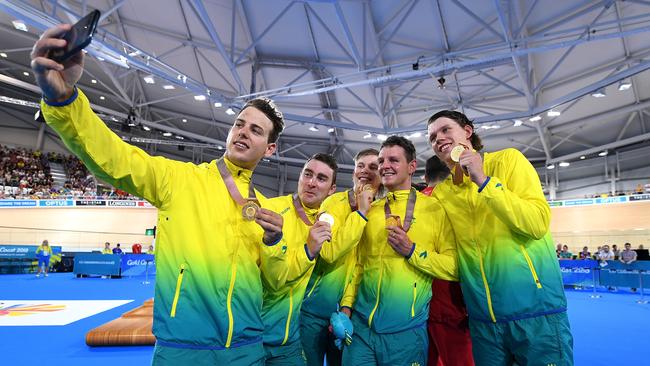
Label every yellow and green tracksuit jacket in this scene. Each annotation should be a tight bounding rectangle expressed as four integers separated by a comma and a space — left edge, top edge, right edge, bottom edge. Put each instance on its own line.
301, 190, 368, 319
42, 88, 282, 350
432, 148, 567, 323
36, 245, 52, 257
341, 190, 457, 333
261, 194, 317, 346
102, 248, 112, 254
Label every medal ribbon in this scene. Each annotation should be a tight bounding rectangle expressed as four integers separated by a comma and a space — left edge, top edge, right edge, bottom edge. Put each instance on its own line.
384, 188, 417, 232
347, 189, 357, 211
292, 193, 314, 226
216, 158, 256, 205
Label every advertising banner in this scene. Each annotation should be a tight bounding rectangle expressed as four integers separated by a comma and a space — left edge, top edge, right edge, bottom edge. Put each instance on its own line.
559, 260, 597, 286
0, 245, 62, 259
119, 254, 155, 277
0, 200, 37, 208
107, 200, 137, 207
73, 254, 121, 276
75, 200, 107, 206
38, 200, 74, 207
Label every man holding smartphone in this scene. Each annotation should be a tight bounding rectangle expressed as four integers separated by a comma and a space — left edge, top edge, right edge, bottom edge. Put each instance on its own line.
31, 24, 288, 365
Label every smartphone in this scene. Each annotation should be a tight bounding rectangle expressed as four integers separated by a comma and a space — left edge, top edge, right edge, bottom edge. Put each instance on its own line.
49, 9, 101, 63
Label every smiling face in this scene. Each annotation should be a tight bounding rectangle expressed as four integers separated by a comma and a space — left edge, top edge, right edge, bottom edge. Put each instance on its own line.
224, 106, 277, 169
298, 159, 336, 209
352, 153, 380, 192
427, 117, 474, 167
378, 145, 416, 191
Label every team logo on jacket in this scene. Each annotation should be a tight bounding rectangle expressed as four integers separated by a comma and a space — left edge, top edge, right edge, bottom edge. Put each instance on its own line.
419, 251, 427, 259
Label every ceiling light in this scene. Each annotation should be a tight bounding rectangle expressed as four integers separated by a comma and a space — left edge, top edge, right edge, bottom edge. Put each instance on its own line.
513, 119, 523, 127
22, 71, 29, 76
363, 133, 372, 139
580, 155, 586, 160
175, 135, 184, 140
0, 53, 7, 58
163, 85, 175, 90
177, 74, 187, 83
127, 121, 136, 127
546, 164, 555, 170
547, 110, 561, 117
91, 79, 97, 84
327, 128, 335, 133
214, 102, 222, 108
96, 56, 105, 62
217, 146, 223, 150
12, 20, 27, 32
142, 126, 151, 131
618, 80, 632, 91
592, 88, 606, 98
529, 115, 542, 122
559, 162, 570, 167
226, 108, 236, 116
182, 118, 187, 123
377, 134, 388, 141
143, 75, 155, 84
99, 96, 105, 100
309, 125, 319, 132
194, 95, 206, 101
598, 151, 608, 157
410, 132, 422, 138
163, 132, 172, 137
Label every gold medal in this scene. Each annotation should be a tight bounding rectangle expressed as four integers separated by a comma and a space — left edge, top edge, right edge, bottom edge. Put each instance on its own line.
385, 214, 400, 228
450, 145, 466, 162
362, 184, 375, 193
318, 212, 335, 226
242, 199, 260, 221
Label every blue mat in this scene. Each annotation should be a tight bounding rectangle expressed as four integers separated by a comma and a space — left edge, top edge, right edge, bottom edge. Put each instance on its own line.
566, 287, 650, 365
1, 274, 648, 365
0, 273, 154, 366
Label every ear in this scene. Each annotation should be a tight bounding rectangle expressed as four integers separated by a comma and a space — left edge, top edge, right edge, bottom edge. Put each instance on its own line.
328, 183, 337, 196
408, 159, 417, 176
463, 124, 473, 140
264, 142, 277, 157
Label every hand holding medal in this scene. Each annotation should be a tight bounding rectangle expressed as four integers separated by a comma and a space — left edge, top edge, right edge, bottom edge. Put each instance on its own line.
306, 220, 332, 258
318, 212, 335, 227
385, 214, 401, 229
355, 184, 375, 215
242, 198, 260, 221
385, 215, 414, 257
451, 143, 486, 187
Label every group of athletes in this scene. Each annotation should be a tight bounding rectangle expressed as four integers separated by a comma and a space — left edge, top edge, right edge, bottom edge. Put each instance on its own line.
30, 23, 573, 366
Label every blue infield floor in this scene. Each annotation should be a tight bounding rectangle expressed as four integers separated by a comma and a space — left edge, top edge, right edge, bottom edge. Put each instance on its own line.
1, 273, 648, 365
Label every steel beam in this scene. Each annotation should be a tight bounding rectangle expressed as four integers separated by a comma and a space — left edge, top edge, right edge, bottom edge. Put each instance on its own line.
548, 132, 650, 164
188, 0, 245, 93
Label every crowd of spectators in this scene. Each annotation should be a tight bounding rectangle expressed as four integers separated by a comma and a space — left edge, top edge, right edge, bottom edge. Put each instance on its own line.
0, 145, 53, 198
557, 242, 648, 262
0, 144, 138, 200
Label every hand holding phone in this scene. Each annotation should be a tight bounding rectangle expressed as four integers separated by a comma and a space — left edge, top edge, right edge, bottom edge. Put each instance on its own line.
30, 10, 100, 102
49, 10, 100, 63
